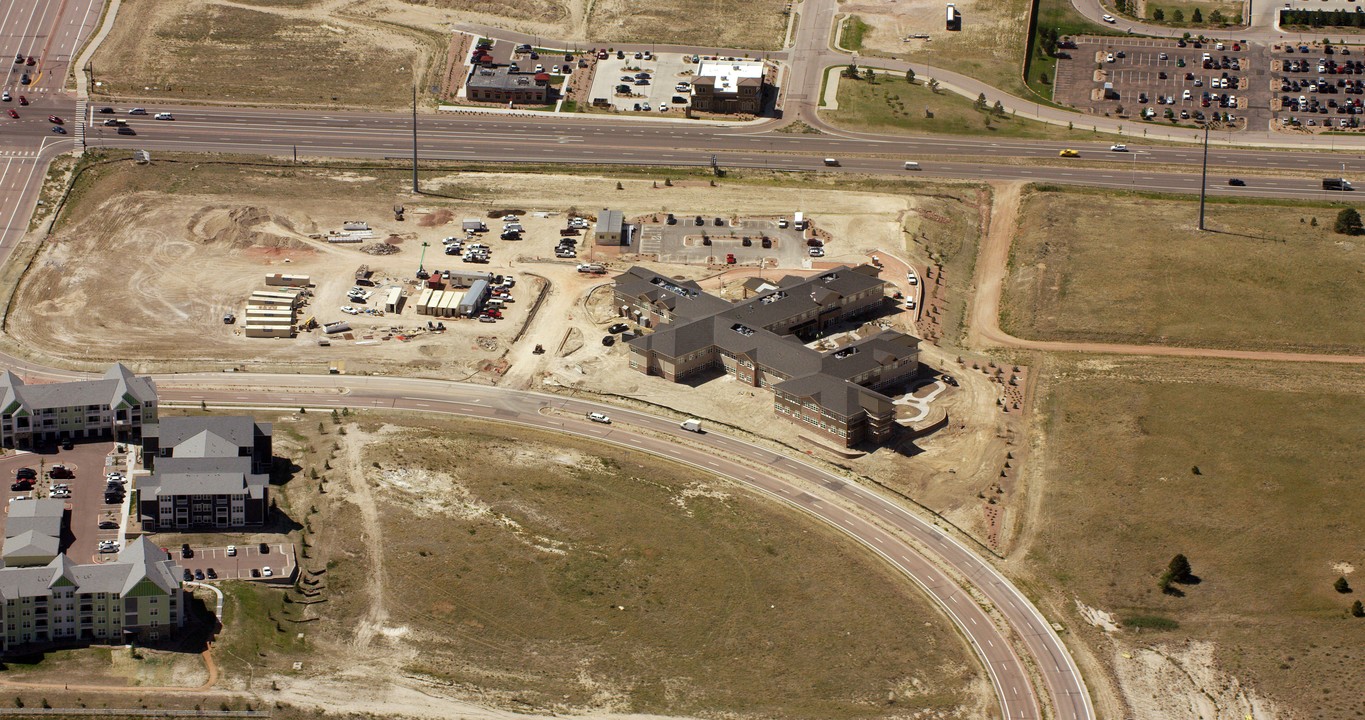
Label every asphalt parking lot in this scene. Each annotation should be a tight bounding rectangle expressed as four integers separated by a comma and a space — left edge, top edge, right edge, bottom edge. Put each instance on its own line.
1269, 41, 1365, 130
636, 216, 811, 266
0, 440, 124, 564
173, 542, 296, 583
587, 51, 696, 113
1055, 36, 1271, 130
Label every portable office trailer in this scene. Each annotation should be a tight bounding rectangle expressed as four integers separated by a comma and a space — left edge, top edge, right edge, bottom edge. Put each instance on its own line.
244, 308, 295, 320
265, 274, 311, 287
244, 324, 295, 338
245, 315, 293, 326
459, 280, 489, 316
249, 290, 302, 307
447, 271, 493, 288
416, 288, 434, 314
384, 286, 403, 314
244, 305, 297, 316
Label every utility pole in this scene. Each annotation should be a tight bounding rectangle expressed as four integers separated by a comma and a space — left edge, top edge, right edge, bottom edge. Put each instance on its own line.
1197, 122, 1210, 231
411, 84, 419, 194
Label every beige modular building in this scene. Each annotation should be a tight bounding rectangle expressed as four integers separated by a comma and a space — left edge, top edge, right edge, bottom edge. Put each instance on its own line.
244, 324, 295, 338
264, 274, 311, 287
248, 291, 302, 308
415, 288, 434, 314
440, 290, 462, 317
243, 308, 295, 320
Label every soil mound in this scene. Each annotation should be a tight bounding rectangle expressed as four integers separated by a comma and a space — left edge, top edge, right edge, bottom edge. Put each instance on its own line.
186, 205, 312, 250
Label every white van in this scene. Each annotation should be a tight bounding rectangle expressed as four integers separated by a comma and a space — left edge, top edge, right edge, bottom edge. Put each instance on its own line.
154, 112, 174, 120
903, 161, 921, 170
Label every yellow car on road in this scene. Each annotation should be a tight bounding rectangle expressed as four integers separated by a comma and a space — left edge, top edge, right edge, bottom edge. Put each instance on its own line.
1059, 149, 1080, 158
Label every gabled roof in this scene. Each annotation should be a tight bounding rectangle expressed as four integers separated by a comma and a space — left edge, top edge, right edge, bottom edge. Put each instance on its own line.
1, 531, 59, 565
4, 499, 66, 539
0, 364, 156, 414
151, 416, 269, 452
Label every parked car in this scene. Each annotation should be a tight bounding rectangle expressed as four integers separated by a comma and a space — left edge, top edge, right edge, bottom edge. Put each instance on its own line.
183, 569, 194, 581
206, 568, 217, 579
608, 323, 630, 333
98, 520, 119, 529
227, 545, 237, 556
262, 566, 274, 577
181, 543, 193, 558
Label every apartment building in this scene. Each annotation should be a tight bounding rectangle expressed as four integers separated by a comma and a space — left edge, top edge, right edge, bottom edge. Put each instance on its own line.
0, 364, 157, 449
138, 416, 273, 531
0, 537, 184, 652
615, 265, 921, 446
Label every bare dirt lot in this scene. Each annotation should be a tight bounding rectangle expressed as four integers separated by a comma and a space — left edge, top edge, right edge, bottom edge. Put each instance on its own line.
1000, 187, 1365, 355
91, 0, 441, 108
8, 156, 971, 379
199, 413, 993, 719
1020, 355, 1365, 720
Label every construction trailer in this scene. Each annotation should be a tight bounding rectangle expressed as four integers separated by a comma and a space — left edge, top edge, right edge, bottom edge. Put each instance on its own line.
446, 271, 493, 288
459, 280, 489, 316
249, 290, 303, 308
384, 286, 403, 314
244, 305, 297, 316
244, 309, 295, 322
244, 324, 295, 339
265, 274, 311, 287
415, 288, 434, 314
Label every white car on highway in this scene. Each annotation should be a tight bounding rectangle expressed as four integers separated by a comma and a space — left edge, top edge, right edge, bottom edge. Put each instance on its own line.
586, 412, 611, 424
1102, 13, 1116, 23
1109, 144, 1128, 152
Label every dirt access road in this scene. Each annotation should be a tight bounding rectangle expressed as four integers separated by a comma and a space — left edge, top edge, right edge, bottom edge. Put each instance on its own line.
967, 182, 1365, 365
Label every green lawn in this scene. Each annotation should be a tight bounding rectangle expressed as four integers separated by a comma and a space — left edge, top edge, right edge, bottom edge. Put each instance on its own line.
842, 14, 870, 51
825, 73, 1117, 141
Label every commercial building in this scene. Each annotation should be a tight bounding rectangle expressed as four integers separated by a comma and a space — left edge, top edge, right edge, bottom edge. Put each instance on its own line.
615, 265, 919, 447
466, 67, 551, 104
0, 364, 157, 450
594, 209, 633, 246
690, 61, 767, 114
0, 537, 184, 652
137, 416, 272, 531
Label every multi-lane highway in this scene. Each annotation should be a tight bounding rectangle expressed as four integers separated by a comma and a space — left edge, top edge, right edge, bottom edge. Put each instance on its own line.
0, 0, 1360, 717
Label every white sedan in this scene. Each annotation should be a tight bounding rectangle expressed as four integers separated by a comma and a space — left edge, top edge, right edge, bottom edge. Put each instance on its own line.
340, 306, 360, 315
1110, 144, 1128, 152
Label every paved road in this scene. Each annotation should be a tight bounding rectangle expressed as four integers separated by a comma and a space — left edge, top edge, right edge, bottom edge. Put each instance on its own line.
150, 373, 1095, 720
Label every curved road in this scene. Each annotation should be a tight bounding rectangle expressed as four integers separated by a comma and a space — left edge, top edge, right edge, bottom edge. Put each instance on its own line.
147, 373, 1091, 720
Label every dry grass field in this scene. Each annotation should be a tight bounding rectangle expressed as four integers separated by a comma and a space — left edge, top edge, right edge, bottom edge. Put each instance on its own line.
1024, 356, 1365, 718
90, 0, 438, 108
1001, 188, 1365, 354
588, 0, 788, 49
842, 0, 1032, 97
207, 413, 990, 719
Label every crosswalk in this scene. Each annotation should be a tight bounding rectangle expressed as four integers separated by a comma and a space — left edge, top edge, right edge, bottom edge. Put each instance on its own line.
0, 149, 38, 157
74, 97, 86, 146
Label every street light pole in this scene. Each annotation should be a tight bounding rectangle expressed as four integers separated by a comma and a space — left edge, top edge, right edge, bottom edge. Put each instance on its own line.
412, 84, 420, 194
1197, 122, 1210, 231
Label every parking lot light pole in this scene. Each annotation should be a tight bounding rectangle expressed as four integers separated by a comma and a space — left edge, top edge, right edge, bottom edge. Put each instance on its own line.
1198, 122, 1210, 231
